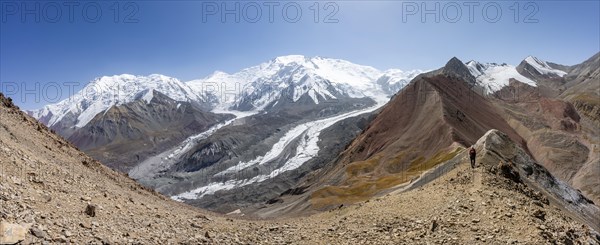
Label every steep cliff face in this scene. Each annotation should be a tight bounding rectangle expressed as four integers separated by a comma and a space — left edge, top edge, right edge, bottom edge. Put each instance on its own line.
560, 52, 600, 122
474, 129, 599, 231
565, 82, 600, 124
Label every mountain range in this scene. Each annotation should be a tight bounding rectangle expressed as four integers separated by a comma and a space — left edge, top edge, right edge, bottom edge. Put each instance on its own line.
2, 52, 598, 243
26, 53, 599, 220
27, 56, 422, 171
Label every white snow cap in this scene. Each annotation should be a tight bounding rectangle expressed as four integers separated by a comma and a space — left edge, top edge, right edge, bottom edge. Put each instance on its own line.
187, 55, 423, 109
30, 74, 204, 128
524, 56, 567, 77
30, 55, 425, 128
466, 60, 537, 94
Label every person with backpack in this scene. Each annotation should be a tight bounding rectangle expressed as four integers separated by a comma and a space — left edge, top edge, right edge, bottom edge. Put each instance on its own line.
469, 146, 476, 168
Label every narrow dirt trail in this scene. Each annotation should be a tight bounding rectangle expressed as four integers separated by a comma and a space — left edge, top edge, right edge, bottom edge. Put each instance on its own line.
469, 167, 484, 210
471, 167, 483, 192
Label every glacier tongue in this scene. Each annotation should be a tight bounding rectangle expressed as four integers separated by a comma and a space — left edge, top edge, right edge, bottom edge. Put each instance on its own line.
129, 109, 259, 180
172, 98, 388, 200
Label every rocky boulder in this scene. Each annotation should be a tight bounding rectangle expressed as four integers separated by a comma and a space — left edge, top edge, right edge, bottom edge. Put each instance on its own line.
474, 129, 600, 231
0, 222, 31, 245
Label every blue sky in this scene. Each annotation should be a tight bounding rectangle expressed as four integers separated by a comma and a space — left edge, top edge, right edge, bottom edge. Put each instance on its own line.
1, 0, 599, 109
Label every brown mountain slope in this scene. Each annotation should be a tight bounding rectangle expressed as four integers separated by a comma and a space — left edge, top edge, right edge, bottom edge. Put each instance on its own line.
516, 62, 566, 97
0, 94, 251, 244
493, 87, 600, 204
303, 59, 525, 208
564, 52, 600, 88
490, 57, 600, 205
561, 52, 600, 123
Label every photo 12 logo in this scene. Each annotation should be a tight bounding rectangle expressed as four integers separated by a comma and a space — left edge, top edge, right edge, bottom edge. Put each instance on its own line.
1, 1, 139, 23
201, 1, 340, 23
0, 81, 81, 104
401, 1, 540, 23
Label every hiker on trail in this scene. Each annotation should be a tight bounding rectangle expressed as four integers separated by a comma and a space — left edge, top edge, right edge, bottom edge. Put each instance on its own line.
469, 146, 476, 168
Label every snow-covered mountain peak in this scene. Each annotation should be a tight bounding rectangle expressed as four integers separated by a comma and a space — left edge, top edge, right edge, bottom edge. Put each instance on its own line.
95, 73, 136, 82
272, 55, 308, 65
187, 56, 390, 110
30, 56, 425, 129
148, 73, 177, 80
523, 56, 567, 77
466, 60, 537, 93
29, 74, 205, 129
465, 60, 480, 68
83, 74, 201, 103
